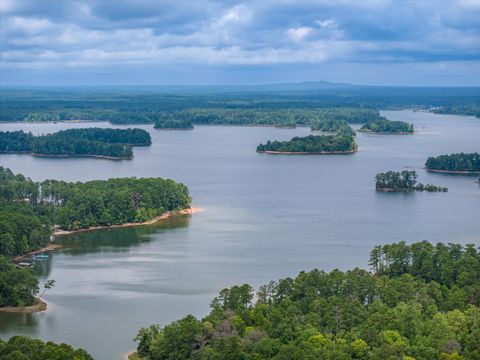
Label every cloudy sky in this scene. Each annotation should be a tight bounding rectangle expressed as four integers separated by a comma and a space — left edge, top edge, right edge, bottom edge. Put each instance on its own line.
1, 0, 480, 86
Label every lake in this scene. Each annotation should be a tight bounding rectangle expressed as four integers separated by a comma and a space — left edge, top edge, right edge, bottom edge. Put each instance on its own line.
0, 110, 479, 359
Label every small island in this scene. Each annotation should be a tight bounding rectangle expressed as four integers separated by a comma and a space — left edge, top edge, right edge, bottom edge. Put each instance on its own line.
0, 128, 151, 160
358, 117, 414, 134
425, 153, 480, 173
256, 134, 357, 154
310, 119, 356, 137
375, 170, 447, 192
154, 117, 194, 130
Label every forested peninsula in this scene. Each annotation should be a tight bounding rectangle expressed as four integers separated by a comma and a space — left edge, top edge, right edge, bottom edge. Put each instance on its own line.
134, 241, 480, 360
0, 128, 151, 160
257, 135, 357, 154
425, 153, 480, 173
358, 117, 414, 134
375, 171, 448, 192
0, 167, 191, 309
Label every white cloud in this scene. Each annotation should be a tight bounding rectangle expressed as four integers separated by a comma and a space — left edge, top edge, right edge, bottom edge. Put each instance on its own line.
287, 27, 312, 42
0, 0, 16, 13
8, 16, 54, 34
316, 19, 336, 29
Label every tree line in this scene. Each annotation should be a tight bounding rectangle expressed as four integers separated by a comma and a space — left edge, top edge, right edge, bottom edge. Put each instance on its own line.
257, 135, 357, 154
359, 117, 414, 134
425, 153, 480, 172
0, 128, 151, 159
0, 167, 191, 257
134, 240, 480, 360
310, 119, 356, 137
431, 105, 480, 118
0, 167, 191, 307
154, 116, 194, 129
0, 336, 93, 360
375, 170, 448, 192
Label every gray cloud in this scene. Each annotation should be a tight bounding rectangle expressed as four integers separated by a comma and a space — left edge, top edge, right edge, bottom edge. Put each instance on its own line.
1, 0, 479, 85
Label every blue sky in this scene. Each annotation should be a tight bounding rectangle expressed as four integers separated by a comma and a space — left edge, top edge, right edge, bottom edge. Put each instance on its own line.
1, 0, 480, 86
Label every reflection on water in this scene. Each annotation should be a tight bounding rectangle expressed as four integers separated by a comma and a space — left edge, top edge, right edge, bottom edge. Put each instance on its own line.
56, 214, 191, 254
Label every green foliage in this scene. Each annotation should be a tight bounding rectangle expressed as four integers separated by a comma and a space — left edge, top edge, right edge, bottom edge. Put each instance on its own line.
310, 119, 356, 137
425, 153, 480, 172
0, 256, 39, 307
0, 167, 191, 255
358, 117, 414, 134
257, 135, 357, 153
153, 116, 194, 129
176, 108, 378, 127
0, 336, 93, 360
431, 105, 480, 118
375, 170, 448, 192
135, 241, 480, 359
0, 128, 151, 159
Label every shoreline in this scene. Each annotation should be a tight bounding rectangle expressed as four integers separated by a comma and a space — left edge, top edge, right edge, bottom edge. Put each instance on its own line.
425, 168, 480, 174
12, 207, 203, 262
357, 130, 414, 135
53, 207, 203, 237
0, 298, 47, 314
32, 153, 133, 160
1, 152, 133, 160
13, 243, 66, 263
257, 149, 357, 155
376, 188, 414, 192
154, 127, 194, 130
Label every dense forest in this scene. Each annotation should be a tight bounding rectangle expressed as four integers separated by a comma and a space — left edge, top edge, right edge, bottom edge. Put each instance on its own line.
431, 105, 480, 118
0, 256, 39, 307
257, 135, 357, 154
375, 171, 448, 192
134, 241, 480, 360
0, 167, 191, 257
1, 86, 478, 124
310, 119, 356, 137
358, 117, 414, 134
154, 117, 194, 129
0, 167, 191, 308
0, 128, 151, 159
425, 153, 480, 172
0, 336, 92, 360
176, 108, 378, 127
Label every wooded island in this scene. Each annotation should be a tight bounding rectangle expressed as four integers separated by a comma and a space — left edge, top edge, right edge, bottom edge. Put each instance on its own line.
425, 153, 480, 173
0, 128, 151, 160
257, 135, 357, 154
358, 117, 414, 134
375, 170, 448, 192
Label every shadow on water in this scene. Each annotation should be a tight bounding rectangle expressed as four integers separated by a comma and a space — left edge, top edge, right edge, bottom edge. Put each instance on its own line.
0, 313, 41, 333
54, 214, 192, 255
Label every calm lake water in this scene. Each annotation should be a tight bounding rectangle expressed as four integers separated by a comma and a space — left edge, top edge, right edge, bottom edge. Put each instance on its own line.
0, 110, 479, 359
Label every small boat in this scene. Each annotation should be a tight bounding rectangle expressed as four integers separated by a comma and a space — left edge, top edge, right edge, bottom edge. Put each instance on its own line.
17, 262, 34, 268
33, 253, 50, 261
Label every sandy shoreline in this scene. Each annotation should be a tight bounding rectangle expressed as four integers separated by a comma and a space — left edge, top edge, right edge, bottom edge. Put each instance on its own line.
13, 244, 66, 263
12, 207, 202, 261
357, 130, 414, 135
425, 168, 480, 174
258, 149, 357, 155
53, 207, 203, 237
0, 298, 47, 314
32, 153, 133, 160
